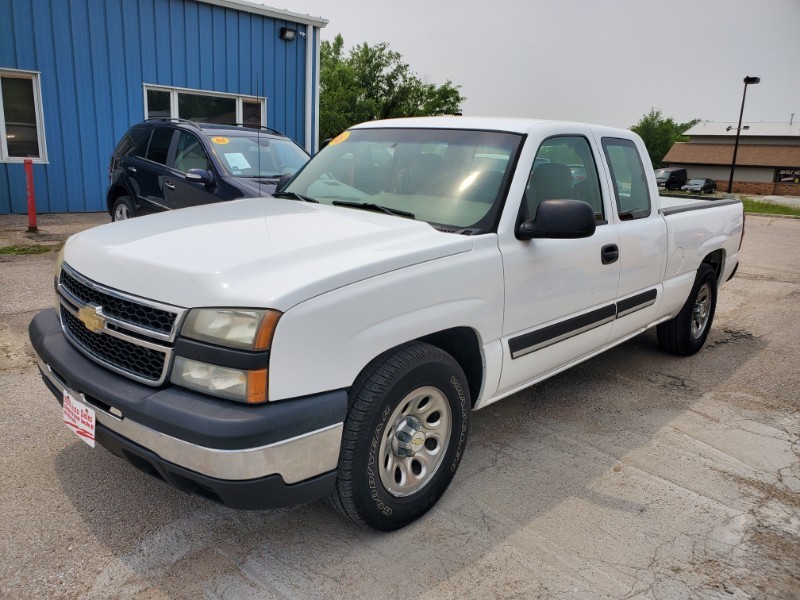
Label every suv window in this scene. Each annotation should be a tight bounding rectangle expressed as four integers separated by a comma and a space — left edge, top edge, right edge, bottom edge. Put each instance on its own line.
172, 131, 210, 173
525, 135, 604, 221
146, 128, 174, 165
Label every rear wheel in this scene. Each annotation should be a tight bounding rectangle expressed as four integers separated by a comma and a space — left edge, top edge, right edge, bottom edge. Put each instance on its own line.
111, 196, 135, 221
330, 342, 471, 530
657, 263, 718, 355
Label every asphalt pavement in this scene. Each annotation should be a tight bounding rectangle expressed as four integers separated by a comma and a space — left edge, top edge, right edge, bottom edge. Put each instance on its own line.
0, 212, 798, 599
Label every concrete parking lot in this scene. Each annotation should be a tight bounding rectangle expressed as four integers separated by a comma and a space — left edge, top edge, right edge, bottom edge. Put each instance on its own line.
1, 212, 798, 599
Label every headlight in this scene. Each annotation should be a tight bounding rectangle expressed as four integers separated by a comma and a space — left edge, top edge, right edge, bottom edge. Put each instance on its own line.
170, 357, 268, 403
181, 308, 281, 350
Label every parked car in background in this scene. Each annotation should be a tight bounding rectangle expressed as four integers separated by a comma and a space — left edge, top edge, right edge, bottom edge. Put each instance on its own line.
107, 119, 309, 221
681, 178, 717, 194
655, 167, 687, 191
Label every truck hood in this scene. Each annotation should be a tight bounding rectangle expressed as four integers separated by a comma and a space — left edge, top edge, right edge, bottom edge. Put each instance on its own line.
64, 198, 474, 310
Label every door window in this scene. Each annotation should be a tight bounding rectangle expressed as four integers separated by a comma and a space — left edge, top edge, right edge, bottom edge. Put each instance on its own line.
602, 138, 651, 220
525, 136, 604, 221
145, 128, 174, 165
172, 132, 210, 173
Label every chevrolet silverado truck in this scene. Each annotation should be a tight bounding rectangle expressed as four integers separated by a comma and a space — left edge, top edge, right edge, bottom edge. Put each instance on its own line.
30, 117, 744, 531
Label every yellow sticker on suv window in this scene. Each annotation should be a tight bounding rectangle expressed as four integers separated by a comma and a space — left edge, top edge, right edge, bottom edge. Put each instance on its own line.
328, 131, 350, 146
211, 137, 229, 145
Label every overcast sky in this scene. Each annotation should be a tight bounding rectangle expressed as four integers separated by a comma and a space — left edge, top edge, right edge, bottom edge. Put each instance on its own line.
266, 0, 799, 129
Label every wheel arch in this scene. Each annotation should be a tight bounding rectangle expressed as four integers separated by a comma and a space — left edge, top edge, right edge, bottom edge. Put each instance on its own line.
417, 327, 483, 408
701, 249, 725, 282
107, 185, 131, 214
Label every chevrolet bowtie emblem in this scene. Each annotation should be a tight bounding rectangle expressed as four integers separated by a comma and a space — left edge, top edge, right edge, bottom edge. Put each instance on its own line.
77, 305, 105, 333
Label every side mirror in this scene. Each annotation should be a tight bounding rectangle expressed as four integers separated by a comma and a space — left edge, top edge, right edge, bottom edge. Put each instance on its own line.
517, 199, 596, 240
185, 168, 214, 186
276, 172, 293, 192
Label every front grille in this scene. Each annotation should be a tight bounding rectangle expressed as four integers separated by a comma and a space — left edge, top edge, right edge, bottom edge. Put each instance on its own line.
57, 264, 185, 385
62, 308, 165, 382
61, 269, 176, 335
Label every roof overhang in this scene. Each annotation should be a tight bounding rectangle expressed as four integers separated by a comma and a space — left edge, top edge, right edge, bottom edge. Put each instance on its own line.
197, 0, 328, 27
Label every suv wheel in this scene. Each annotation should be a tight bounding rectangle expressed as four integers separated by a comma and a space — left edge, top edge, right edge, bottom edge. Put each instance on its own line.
112, 196, 135, 221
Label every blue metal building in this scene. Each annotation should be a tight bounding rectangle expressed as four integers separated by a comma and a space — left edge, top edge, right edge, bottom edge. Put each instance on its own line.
0, 0, 326, 214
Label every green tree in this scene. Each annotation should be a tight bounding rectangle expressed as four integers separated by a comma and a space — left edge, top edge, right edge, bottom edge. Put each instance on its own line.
630, 109, 700, 168
319, 34, 465, 143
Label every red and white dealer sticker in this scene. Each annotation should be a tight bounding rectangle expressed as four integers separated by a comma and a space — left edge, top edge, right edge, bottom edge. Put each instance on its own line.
63, 391, 96, 448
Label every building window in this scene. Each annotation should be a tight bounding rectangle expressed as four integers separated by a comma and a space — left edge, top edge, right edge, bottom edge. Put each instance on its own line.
144, 85, 265, 126
0, 69, 47, 162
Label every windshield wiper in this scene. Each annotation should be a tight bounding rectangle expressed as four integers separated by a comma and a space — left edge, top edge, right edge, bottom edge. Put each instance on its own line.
331, 201, 415, 219
272, 191, 319, 203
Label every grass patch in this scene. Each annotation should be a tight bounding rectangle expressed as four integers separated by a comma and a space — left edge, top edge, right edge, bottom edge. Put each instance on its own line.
741, 198, 800, 217
0, 243, 61, 255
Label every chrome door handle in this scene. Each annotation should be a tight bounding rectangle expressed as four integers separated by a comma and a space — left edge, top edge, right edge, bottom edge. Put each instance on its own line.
164, 181, 176, 190
127, 166, 137, 173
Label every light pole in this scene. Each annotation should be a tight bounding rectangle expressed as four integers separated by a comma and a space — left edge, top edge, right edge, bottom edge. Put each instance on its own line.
727, 75, 760, 193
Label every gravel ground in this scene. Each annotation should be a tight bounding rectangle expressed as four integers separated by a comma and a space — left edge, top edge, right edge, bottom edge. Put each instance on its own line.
0, 212, 798, 600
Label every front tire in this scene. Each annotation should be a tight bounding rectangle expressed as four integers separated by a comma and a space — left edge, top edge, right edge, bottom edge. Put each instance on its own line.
330, 342, 471, 531
657, 263, 718, 355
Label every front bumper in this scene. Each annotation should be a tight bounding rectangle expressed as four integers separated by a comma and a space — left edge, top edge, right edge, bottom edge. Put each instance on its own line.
30, 309, 348, 509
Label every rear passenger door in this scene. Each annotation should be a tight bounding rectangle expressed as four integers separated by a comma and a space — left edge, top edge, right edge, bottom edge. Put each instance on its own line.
598, 136, 668, 341
127, 127, 174, 214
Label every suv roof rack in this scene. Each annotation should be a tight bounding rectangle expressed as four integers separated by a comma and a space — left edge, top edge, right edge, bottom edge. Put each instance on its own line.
213, 123, 284, 137
144, 117, 197, 125
142, 118, 286, 138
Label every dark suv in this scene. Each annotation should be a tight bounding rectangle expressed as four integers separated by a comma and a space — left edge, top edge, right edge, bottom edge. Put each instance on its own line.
107, 119, 309, 220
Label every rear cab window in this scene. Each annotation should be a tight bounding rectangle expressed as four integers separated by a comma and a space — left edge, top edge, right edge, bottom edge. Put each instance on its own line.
602, 137, 651, 220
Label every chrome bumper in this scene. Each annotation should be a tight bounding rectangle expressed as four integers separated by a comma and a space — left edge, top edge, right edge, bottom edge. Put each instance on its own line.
38, 357, 343, 484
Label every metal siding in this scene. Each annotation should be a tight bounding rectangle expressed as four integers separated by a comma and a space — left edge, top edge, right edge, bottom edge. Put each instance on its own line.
198, 2, 214, 90
238, 12, 252, 99
72, 0, 103, 212
137, 1, 158, 91
211, 5, 226, 90
0, 0, 16, 65
184, 1, 201, 89
2, 0, 316, 213
225, 9, 238, 92
11, 0, 36, 69
0, 164, 9, 214
170, 0, 187, 88
112, 2, 134, 137
154, 0, 172, 84
250, 15, 264, 104
32, 0, 63, 212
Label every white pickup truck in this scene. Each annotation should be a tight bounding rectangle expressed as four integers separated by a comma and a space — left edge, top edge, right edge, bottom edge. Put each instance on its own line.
30, 117, 744, 530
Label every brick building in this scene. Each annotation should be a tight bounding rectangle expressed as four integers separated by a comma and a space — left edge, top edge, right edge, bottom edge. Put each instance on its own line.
663, 121, 800, 195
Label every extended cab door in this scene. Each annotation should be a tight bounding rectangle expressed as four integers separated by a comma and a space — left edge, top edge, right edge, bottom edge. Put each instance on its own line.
497, 130, 621, 395
596, 136, 668, 341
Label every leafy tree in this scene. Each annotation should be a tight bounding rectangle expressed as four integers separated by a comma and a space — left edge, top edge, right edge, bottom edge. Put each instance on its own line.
319, 34, 465, 143
630, 109, 700, 168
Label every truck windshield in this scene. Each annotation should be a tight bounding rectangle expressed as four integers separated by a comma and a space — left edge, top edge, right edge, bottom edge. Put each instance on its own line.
283, 128, 523, 232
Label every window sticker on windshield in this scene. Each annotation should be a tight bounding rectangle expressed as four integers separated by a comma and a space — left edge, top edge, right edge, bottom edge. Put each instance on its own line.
225, 152, 251, 170
212, 137, 229, 145
328, 131, 350, 146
